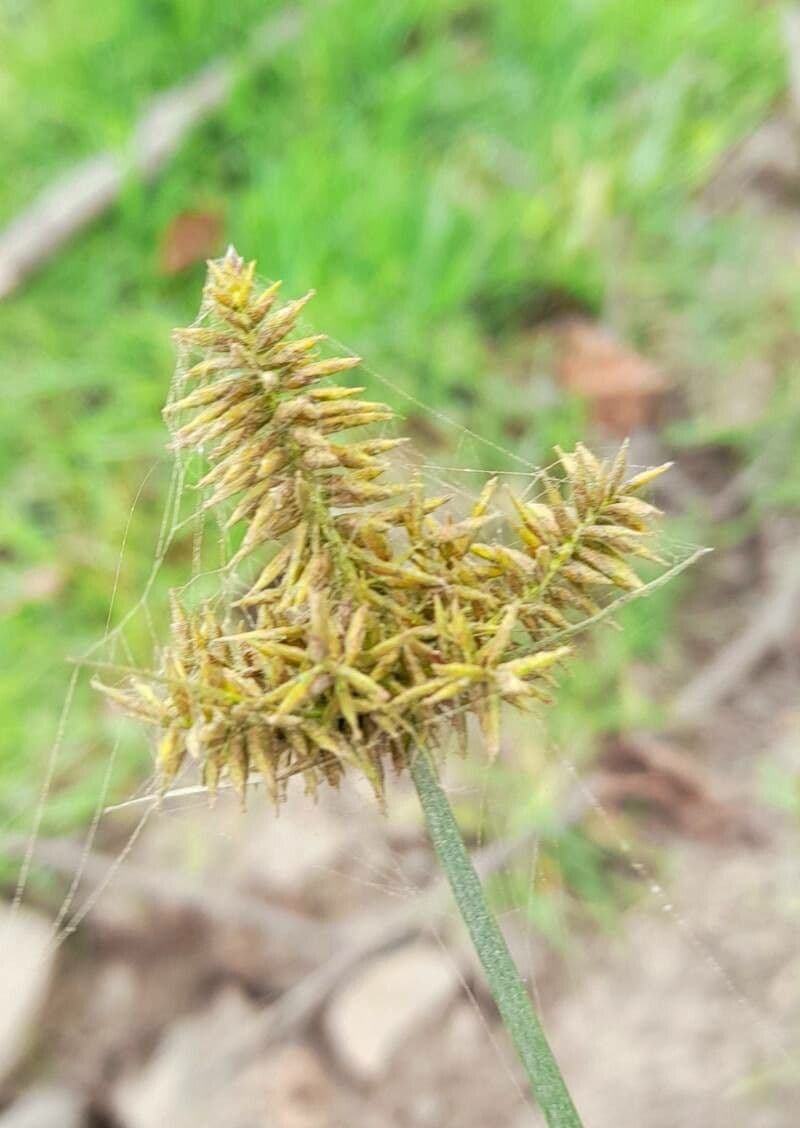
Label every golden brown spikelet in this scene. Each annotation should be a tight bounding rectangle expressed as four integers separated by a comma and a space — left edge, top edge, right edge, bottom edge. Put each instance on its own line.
95, 250, 670, 805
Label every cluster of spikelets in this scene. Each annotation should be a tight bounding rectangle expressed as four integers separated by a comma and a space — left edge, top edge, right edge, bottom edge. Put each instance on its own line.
94, 249, 670, 806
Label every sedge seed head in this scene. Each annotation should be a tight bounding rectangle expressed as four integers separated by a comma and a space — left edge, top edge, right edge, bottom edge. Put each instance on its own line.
95, 251, 669, 805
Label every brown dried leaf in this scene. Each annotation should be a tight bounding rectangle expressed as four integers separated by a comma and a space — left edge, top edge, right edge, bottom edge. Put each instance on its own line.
160, 210, 224, 275
553, 317, 668, 436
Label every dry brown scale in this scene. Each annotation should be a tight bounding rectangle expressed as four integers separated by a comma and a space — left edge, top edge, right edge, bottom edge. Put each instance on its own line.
94, 249, 670, 806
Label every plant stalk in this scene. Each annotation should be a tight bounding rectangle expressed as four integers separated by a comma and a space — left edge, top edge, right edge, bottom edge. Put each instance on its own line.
410, 747, 583, 1128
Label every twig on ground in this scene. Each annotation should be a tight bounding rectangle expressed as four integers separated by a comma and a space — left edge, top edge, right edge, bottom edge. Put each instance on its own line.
5, 814, 567, 1069
227, 823, 547, 1071
218, 781, 598, 1073
0, 831, 341, 963
672, 539, 800, 727
2, 795, 578, 1010
0, 7, 301, 300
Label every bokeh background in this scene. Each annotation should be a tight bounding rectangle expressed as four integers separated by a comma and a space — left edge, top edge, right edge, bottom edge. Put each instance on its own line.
1, 2, 799, 1126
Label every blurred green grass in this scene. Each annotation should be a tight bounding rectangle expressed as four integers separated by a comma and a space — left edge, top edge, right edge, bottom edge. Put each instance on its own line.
0, 0, 789, 829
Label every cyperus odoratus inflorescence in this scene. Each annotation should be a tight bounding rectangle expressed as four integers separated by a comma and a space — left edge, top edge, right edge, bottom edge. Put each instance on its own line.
94, 249, 670, 805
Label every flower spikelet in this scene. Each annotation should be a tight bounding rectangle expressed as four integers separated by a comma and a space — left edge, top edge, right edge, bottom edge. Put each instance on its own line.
94, 249, 670, 804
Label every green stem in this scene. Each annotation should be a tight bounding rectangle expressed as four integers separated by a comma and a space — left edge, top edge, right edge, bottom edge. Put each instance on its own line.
410, 747, 583, 1128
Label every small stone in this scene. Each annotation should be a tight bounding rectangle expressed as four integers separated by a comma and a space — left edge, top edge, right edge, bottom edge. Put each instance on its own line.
261, 1043, 337, 1128
324, 940, 460, 1082
0, 1085, 84, 1128
0, 905, 56, 1083
112, 988, 262, 1128
113, 990, 342, 1128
